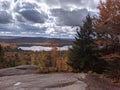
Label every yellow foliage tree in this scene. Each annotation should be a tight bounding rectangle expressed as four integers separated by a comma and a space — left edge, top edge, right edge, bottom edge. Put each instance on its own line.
50, 40, 58, 67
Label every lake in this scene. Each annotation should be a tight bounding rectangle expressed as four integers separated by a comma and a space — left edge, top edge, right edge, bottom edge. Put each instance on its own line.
18, 46, 72, 51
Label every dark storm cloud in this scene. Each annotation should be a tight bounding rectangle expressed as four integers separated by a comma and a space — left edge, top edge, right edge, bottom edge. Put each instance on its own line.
46, 0, 98, 26
0, 0, 98, 25
50, 8, 88, 26
19, 9, 48, 23
0, 11, 12, 23
15, 13, 26, 22
14, 1, 48, 23
0, 0, 101, 38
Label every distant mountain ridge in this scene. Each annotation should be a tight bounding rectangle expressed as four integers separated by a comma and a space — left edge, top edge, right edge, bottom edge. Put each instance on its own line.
0, 36, 73, 45
0, 36, 20, 39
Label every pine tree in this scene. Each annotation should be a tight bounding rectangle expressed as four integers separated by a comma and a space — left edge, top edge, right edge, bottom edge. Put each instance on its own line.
0, 45, 5, 68
106, 57, 120, 83
68, 15, 107, 73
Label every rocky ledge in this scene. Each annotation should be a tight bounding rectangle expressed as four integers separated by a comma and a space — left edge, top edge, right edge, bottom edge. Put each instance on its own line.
0, 66, 119, 90
0, 65, 39, 77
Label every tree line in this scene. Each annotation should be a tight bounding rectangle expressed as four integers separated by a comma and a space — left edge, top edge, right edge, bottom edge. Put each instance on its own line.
0, 43, 70, 72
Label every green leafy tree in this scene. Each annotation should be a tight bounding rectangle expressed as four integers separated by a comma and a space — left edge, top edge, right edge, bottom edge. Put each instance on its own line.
68, 15, 107, 73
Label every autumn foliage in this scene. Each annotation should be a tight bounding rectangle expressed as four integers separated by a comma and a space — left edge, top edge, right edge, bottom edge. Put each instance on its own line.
94, 0, 120, 35
0, 42, 71, 73
94, 0, 120, 82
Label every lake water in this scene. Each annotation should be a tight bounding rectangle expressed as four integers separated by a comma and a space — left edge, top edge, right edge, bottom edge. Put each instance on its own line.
18, 46, 72, 51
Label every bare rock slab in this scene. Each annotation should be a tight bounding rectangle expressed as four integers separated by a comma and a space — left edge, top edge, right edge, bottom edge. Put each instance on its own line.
0, 73, 87, 90
0, 65, 39, 77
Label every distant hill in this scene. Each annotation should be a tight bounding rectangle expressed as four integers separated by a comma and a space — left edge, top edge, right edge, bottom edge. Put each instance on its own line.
0, 36, 20, 39
0, 36, 74, 45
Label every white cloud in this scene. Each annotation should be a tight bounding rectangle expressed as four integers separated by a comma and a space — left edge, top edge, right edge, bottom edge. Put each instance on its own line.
0, 0, 103, 38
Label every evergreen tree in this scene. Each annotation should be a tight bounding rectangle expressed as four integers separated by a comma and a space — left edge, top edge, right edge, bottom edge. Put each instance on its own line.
0, 45, 5, 68
68, 15, 107, 73
106, 57, 120, 83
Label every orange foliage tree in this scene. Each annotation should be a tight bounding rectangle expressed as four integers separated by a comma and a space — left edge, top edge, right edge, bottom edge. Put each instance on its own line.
50, 40, 58, 67
94, 0, 120, 37
94, 0, 120, 59
94, 0, 120, 81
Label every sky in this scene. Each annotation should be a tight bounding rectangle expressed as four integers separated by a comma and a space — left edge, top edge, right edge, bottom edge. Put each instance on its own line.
0, 0, 104, 38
